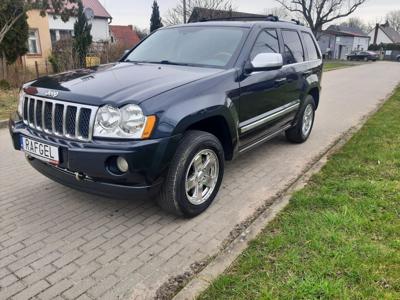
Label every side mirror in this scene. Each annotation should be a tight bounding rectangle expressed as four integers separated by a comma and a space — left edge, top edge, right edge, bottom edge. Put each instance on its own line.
247, 53, 283, 73
124, 49, 130, 55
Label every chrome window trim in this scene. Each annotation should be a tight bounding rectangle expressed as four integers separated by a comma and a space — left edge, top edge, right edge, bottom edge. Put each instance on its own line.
240, 100, 300, 134
282, 59, 322, 68
21, 94, 97, 142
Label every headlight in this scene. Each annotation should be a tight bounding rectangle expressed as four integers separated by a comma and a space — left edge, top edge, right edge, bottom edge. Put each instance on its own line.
17, 90, 24, 117
93, 104, 156, 139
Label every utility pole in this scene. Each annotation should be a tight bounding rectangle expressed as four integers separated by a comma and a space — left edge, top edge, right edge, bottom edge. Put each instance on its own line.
183, 0, 187, 23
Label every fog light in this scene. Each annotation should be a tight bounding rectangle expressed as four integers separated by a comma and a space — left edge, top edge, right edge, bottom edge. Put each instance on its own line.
116, 157, 129, 173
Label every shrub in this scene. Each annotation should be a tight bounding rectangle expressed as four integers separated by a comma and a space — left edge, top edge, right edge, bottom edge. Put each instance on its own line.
0, 79, 11, 90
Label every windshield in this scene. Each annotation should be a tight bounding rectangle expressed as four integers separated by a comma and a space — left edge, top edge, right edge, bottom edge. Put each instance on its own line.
124, 26, 249, 68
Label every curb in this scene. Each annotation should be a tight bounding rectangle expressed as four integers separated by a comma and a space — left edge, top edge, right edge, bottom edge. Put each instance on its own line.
172, 89, 394, 300
0, 119, 8, 129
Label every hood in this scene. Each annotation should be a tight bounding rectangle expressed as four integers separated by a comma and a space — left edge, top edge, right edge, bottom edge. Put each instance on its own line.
27, 62, 223, 106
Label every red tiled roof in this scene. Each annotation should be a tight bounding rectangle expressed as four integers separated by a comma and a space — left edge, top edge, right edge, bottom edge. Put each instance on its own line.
82, 0, 111, 18
110, 25, 141, 48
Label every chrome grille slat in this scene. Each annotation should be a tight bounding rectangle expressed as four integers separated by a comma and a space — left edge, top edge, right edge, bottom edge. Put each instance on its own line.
41, 101, 45, 132
21, 94, 97, 142
75, 107, 81, 138
62, 105, 67, 136
33, 98, 37, 128
51, 103, 56, 135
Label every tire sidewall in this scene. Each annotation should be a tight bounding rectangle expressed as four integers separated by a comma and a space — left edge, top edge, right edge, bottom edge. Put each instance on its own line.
174, 135, 224, 217
299, 96, 316, 141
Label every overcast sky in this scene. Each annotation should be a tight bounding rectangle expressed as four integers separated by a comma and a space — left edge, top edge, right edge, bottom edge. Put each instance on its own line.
99, 0, 399, 29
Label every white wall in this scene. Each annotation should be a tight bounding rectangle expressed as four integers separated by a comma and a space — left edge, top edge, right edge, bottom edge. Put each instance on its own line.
368, 28, 393, 44
90, 18, 110, 42
48, 15, 75, 30
48, 15, 110, 42
352, 37, 370, 51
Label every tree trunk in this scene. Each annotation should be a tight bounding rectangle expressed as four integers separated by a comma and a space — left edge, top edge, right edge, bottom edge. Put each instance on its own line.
1, 51, 7, 80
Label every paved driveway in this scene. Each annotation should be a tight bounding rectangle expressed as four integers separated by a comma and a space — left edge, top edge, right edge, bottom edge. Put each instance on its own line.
1, 62, 400, 300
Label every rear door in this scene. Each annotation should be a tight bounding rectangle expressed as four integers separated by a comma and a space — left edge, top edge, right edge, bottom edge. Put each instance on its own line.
279, 29, 306, 107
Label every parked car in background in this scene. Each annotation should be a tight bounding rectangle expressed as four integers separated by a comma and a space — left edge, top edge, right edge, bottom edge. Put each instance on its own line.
397, 54, 400, 62
9, 19, 323, 217
347, 51, 378, 61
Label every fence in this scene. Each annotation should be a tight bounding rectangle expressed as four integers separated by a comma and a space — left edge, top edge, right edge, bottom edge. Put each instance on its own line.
0, 60, 54, 88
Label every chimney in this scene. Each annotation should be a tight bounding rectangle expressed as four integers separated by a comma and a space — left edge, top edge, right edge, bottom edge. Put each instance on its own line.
128, 25, 133, 31
373, 23, 379, 45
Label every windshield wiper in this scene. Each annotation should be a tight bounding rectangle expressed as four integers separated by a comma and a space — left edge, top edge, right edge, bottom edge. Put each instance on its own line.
158, 60, 191, 66
124, 59, 192, 67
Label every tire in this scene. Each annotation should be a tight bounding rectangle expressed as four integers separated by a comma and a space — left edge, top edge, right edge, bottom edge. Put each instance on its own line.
157, 130, 224, 217
285, 95, 316, 143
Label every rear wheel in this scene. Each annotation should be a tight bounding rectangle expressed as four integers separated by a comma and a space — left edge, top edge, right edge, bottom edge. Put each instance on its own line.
158, 130, 224, 217
286, 95, 316, 143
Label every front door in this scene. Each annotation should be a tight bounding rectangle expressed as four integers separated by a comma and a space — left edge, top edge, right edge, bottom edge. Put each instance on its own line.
238, 28, 302, 149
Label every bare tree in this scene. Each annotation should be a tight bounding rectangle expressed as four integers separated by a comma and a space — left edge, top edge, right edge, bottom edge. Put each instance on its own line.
386, 10, 400, 32
164, 0, 234, 26
275, 0, 367, 36
340, 17, 368, 32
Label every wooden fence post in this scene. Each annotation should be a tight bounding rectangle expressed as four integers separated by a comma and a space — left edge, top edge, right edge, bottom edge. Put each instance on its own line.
35, 61, 39, 78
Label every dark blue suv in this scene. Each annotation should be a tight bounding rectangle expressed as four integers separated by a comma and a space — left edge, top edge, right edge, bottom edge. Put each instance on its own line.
9, 19, 322, 217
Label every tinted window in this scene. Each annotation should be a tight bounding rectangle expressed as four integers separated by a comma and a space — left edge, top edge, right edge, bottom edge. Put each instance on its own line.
125, 27, 248, 68
302, 32, 320, 61
282, 30, 304, 64
250, 29, 280, 60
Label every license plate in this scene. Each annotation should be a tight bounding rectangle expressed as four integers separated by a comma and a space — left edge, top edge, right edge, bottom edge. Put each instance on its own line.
20, 136, 59, 165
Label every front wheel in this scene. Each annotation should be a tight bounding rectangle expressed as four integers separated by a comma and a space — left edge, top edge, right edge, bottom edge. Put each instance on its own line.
158, 131, 224, 217
286, 95, 316, 143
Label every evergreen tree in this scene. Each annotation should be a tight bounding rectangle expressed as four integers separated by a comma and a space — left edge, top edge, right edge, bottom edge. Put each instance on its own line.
150, 1, 163, 33
0, 0, 29, 64
73, 0, 92, 68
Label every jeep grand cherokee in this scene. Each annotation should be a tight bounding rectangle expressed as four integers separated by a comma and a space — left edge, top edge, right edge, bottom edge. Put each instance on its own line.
9, 19, 323, 217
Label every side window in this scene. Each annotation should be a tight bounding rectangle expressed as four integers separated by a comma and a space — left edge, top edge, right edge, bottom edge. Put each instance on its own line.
282, 30, 304, 64
302, 32, 320, 61
250, 29, 280, 60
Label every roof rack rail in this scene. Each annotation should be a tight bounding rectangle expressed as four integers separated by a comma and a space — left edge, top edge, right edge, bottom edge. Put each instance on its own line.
291, 19, 303, 25
199, 14, 280, 22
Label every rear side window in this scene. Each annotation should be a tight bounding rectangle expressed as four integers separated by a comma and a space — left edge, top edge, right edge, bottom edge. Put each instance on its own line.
250, 29, 280, 60
302, 32, 320, 61
282, 30, 304, 64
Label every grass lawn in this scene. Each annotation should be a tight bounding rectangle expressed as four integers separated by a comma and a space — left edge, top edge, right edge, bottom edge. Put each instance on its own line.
200, 87, 400, 299
323, 60, 361, 71
0, 88, 18, 120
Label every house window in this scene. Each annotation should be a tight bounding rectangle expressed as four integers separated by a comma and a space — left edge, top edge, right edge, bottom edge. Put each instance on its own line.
28, 29, 41, 54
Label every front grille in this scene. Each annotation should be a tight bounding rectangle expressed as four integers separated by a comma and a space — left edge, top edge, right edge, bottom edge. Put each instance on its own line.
22, 94, 97, 141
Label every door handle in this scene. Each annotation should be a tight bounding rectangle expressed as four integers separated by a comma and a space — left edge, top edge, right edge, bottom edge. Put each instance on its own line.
274, 77, 287, 84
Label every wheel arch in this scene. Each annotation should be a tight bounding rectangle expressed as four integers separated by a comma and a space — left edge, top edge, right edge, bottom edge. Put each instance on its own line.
172, 107, 238, 161
308, 86, 320, 109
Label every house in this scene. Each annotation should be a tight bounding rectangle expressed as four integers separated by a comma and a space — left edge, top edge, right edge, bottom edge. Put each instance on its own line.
23, 10, 53, 72
110, 25, 141, 49
318, 25, 370, 60
188, 7, 266, 23
48, 0, 112, 46
23, 0, 112, 72
368, 22, 400, 45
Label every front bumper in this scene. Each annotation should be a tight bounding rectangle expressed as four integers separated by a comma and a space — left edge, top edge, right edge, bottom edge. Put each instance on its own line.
9, 116, 182, 198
